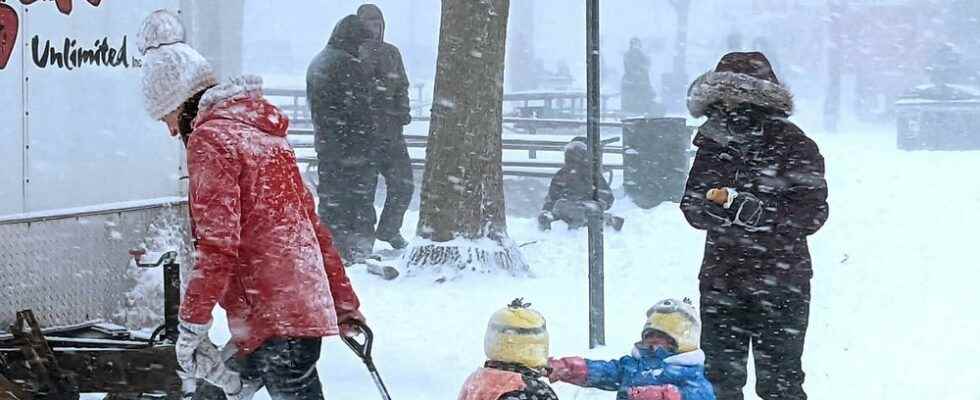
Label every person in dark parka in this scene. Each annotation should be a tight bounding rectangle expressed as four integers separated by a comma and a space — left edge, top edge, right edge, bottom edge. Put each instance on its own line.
621, 37, 656, 117
357, 4, 415, 250
307, 15, 377, 263
681, 52, 829, 400
538, 140, 623, 231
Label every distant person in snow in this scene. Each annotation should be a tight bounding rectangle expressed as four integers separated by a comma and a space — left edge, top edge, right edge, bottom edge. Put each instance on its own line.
681, 52, 828, 400
621, 37, 656, 117
307, 15, 378, 263
457, 299, 560, 400
357, 4, 415, 251
538, 139, 624, 232
140, 10, 363, 400
548, 298, 715, 400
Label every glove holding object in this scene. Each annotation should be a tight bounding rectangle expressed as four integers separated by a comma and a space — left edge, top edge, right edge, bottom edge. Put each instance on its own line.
706, 187, 767, 228
336, 307, 366, 337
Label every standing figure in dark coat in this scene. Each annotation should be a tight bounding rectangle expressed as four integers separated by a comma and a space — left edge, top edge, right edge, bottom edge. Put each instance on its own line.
357, 4, 415, 250
539, 140, 623, 232
681, 52, 829, 400
621, 37, 656, 116
307, 15, 377, 263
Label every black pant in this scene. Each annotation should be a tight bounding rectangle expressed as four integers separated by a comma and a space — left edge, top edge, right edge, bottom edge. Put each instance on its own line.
699, 274, 810, 400
194, 338, 324, 400
552, 200, 619, 230
373, 125, 414, 241
318, 158, 377, 261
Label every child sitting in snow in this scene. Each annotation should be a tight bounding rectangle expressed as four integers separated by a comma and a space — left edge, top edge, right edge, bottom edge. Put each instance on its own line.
538, 139, 625, 232
548, 298, 715, 400
457, 299, 560, 400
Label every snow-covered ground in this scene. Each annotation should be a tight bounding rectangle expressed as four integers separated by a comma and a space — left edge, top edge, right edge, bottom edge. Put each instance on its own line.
207, 127, 979, 400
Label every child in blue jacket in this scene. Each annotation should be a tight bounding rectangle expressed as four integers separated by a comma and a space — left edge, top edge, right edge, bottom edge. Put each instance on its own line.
548, 298, 715, 400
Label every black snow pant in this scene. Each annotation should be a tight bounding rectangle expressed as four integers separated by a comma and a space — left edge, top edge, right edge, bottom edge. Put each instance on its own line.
318, 158, 377, 261
699, 273, 810, 400
373, 121, 414, 241
552, 199, 619, 230
194, 338, 324, 400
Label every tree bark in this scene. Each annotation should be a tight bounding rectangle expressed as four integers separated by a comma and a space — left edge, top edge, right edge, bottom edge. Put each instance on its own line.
663, 0, 691, 113
407, 0, 527, 275
506, 0, 536, 92
824, 0, 843, 132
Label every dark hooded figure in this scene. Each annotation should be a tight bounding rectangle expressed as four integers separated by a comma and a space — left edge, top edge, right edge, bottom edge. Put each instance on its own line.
357, 4, 415, 250
539, 139, 623, 232
621, 37, 656, 116
682, 52, 828, 400
307, 15, 377, 263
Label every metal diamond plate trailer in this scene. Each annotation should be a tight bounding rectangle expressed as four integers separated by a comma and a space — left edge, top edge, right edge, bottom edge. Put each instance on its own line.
1, 1, 243, 398
0, 199, 189, 399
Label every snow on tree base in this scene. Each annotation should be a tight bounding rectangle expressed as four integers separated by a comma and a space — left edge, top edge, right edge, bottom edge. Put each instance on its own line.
404, 236, 530, 277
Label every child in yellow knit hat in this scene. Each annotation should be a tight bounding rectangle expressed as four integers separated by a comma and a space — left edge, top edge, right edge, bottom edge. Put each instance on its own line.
457, 299, 559, 400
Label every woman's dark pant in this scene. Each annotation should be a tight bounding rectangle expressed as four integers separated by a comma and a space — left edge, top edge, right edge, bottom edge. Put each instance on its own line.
195, 338, 324, 400
700, 275, 810, 400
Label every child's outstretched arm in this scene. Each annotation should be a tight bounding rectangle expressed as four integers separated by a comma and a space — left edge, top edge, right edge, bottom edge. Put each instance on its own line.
548, 357, 624, 391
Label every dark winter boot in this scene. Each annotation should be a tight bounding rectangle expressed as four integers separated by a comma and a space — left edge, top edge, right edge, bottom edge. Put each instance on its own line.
604, 214, 625, 231
343, 247, 373, 267
378, 233, 409, 250
537, 212, 554, 231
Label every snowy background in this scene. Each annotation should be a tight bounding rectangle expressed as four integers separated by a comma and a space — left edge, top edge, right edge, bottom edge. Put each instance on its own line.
183, 1, 980, 399
207, 117, 979, 399
6, 0, 977, 398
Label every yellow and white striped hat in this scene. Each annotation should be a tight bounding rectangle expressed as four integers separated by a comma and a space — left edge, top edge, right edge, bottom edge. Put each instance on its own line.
484, 299, 549, 368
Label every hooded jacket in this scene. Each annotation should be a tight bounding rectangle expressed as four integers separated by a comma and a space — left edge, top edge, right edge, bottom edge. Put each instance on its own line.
180, 75, 359, 355
542, 142, 615, 212
569, 348, 715, 400
681, 52, 828, 282
307, 15, 375, 162
357, 4, 412, 127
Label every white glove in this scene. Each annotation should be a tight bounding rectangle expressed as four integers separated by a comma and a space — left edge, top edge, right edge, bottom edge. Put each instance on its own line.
175, 321, 244, 398
175, 320, 211, 376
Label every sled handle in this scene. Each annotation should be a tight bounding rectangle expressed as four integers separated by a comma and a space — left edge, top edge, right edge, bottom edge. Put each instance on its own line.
341, 320, 375, 364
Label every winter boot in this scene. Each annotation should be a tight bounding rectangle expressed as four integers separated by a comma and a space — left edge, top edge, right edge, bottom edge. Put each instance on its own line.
537, 212, 554, 231
378, 233, 409, 250
604, 214, 625, 231
342, 247, 373, 267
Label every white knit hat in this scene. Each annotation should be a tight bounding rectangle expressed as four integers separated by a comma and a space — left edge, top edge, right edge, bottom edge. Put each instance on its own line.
138, 10, 217, 120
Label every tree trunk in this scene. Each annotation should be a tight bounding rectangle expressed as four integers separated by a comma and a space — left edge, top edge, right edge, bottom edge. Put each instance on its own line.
406, 0, 527, 275
672, 0, 690, 78
663, 0, 691, 113
179, 0, 244, 78
824, 0, 843, 132
506, 0, 536, 92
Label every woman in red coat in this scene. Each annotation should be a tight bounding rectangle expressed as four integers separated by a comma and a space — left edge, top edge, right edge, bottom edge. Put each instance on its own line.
139, 10, 362, 400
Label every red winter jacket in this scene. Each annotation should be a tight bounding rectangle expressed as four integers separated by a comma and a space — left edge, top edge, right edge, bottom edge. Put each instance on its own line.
179, 76, 359, 355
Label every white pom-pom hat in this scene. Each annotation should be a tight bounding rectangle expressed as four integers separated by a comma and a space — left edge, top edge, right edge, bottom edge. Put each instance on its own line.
138, 9, 217, 120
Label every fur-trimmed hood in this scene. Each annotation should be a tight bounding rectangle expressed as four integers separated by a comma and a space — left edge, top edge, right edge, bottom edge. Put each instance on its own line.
687, 52, 794, 118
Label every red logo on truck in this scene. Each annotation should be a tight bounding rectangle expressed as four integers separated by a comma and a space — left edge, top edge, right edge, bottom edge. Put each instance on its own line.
0, 1, 17, 69
19, 0, 101, 16
1, 0, 108, 70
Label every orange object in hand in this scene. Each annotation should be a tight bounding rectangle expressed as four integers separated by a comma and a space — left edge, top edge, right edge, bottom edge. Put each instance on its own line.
706, 188, 729, 205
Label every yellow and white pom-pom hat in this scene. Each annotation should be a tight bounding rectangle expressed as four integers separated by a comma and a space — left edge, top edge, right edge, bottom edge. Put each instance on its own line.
484, 299, 549, 368
643, 298, 702, 353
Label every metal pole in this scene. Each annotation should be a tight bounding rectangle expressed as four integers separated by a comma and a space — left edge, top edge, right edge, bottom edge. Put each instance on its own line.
164, 261, 181, 342
586, 0, 605, 349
